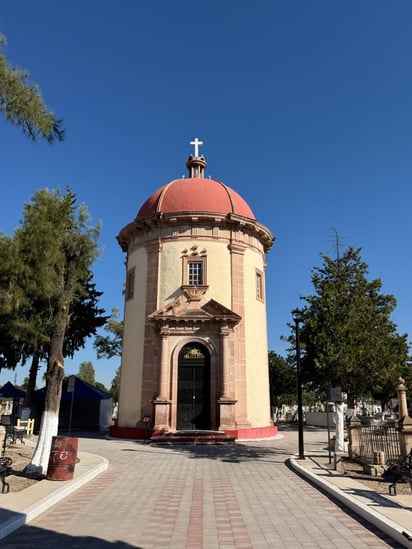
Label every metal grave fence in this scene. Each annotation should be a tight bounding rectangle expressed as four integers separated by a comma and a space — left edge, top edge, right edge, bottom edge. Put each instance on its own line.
358, 421, 401, 463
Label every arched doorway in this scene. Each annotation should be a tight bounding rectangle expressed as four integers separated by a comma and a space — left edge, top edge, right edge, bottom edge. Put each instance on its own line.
177, 342, 211, 430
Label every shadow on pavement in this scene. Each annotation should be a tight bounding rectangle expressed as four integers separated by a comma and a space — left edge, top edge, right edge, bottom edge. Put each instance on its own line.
0, 524, 139, 548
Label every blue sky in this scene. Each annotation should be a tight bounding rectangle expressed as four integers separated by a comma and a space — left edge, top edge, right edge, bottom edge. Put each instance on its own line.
1, 1, 411, 389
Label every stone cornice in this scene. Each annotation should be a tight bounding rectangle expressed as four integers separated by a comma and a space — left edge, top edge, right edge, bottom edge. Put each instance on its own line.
117, 211, 274, 253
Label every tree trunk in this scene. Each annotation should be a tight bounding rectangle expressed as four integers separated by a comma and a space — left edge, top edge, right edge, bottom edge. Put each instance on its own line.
25, 305, 68, 475
347, 392, 355, 409
24, 352, 40, 409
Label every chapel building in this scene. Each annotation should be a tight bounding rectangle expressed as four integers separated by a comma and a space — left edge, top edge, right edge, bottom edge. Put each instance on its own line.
111, 139, 277, 440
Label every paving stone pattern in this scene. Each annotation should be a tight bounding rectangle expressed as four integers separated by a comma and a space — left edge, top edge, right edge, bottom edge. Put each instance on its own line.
0, 431, 403, 548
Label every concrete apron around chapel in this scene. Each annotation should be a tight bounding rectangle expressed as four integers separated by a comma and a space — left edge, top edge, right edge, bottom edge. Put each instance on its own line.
110, 139, 277, 441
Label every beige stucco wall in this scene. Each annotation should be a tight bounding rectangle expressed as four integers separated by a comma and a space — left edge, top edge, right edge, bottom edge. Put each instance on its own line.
243, 247, 271, 426
117, 246, 148, 427
158, 242, 181, 304
158, 239, 232, 309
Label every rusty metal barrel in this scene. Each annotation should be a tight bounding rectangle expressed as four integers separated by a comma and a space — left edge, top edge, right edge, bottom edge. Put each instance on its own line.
46, 436, 78, 481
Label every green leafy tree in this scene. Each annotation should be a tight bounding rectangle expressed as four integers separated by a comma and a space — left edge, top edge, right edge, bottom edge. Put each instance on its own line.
94, 308, 123, 403
0, 233, 23, 369
94, 308, 123, 359
0, 231, 53, 404
296, 245, 409, 408
77, 361, 96, 385
268, 351, 296, 408
24, 277, 107, 409
0, 235, 107, 409
13, 188, 101, 474
63, 276, 108, 358
95, 381, 108, 392
109, 367, 120, 403
0, 33, 64, 142
16, 376, 30, 392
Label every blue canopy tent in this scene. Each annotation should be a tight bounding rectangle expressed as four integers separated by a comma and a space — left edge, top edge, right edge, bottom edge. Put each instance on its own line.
33, 377, 113, 431
0, 381, 25, 399
0, 381, 26, 418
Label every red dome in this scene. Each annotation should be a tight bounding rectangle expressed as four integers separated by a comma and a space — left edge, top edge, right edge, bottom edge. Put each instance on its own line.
138, 178, 255, 220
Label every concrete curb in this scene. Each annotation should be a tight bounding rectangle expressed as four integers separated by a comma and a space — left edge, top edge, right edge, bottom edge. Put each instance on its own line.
290, 455, 412, 549
0, 451, 108, 541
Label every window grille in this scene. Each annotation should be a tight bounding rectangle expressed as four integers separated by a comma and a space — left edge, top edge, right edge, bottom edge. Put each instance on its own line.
188, 261, 203, 285
256, 271, 263, 300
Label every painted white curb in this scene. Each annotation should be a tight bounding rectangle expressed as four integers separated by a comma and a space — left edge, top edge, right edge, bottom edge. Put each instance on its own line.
290, 455, 412, 548
0, 452, 108, 540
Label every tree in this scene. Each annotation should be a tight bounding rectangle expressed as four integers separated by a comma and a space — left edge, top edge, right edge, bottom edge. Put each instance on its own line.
0, 229, 54, 406
268, 351, 296, 408
94, 307, 123, 360
15, 188, 101, 475
94, 308, 123, 403
63, 276, 108, 359
95, 381, 108, 392
0, 227, 106, 410
297, 245, 409, 408
109, 367, 120, 403
0, 233, 23, 369
0, 33, 64, 142
23, 276, 107, 409
16, 376, 30, 392
77, 361, 96, 385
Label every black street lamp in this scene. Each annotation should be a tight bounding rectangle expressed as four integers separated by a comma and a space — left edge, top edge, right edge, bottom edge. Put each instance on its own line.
292, 308, 305, 459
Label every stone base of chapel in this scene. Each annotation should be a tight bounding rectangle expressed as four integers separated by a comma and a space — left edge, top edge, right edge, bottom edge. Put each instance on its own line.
109, 424, 278, 441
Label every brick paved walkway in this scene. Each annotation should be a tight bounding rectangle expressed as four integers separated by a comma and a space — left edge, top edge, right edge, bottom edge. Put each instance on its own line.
0, 430, 403, 548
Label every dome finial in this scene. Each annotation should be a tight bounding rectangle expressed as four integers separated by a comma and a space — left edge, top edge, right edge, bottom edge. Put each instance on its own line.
190, 137, 203, 157
187, 137, 207, 178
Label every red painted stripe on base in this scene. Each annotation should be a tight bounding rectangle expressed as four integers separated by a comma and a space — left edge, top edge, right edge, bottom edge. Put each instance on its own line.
109, 424, 278, 440
223, 425, 278, 439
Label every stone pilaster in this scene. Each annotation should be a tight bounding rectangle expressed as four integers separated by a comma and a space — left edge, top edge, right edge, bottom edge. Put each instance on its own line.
229, 241, 251, 429
396, 378, 412, 456
397, 415, 412, 456
347, 414, 362, 460
218, 398, 237, 430
153, 327, 171, 432
157, 328, 170, 400
396, 377, 408, 420
141, 239, 162, 419
220, 326, 231, 399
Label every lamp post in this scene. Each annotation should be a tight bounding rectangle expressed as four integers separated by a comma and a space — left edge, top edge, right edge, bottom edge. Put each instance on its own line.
292, 308, 305, 459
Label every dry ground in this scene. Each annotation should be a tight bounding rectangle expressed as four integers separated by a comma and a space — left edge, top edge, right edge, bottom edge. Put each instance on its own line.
342, 458, 412, 496
1, 436, 41, 492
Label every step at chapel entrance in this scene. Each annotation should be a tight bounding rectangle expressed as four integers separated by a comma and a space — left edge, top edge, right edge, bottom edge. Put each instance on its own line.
177, 342, 211, 430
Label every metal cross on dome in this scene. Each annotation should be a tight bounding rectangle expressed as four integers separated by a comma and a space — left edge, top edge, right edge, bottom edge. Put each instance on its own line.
190, 137, 203, 157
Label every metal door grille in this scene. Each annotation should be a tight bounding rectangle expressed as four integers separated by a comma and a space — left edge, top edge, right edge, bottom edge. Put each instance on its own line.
177, 344, 210, 430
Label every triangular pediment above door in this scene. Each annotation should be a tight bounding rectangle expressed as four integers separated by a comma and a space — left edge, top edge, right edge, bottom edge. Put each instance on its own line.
148, 298, 241, 325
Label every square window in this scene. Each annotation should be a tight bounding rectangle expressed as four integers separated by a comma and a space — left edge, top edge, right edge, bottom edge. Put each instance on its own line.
188, 261, 203, 285
182, 256, 207, 287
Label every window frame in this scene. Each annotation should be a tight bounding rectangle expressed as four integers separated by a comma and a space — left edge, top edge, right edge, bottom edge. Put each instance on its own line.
183, 256, 207, 286
255, 268, 265, 302
126, 267, 135, 300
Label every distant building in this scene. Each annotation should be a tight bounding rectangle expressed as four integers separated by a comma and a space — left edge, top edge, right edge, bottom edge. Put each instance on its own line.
111, 140, 276, 439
